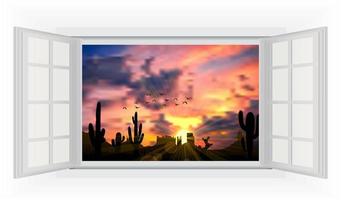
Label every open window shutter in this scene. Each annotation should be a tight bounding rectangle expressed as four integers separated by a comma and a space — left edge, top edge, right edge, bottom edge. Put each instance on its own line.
14, 27, 80, 177
262, 28, 327, 177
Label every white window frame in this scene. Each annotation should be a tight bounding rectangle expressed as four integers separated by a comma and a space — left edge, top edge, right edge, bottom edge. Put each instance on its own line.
261, 27, 327, 178
14, 27, 80, 177
14, 27, 327, 178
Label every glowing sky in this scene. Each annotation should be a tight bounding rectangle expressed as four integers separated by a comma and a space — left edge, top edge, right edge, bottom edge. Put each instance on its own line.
82, 45, 259, 149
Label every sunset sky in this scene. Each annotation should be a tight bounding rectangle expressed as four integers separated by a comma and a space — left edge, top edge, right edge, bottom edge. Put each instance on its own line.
82, 45, 259, 149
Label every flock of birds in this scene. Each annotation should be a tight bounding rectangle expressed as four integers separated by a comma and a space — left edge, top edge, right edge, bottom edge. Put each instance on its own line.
122, 91, 192, 110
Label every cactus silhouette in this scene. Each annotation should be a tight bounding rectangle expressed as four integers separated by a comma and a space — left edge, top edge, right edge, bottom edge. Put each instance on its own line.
176, 136, 182, 146
127, 112, 144, 144
202, 136, 213, 150
111, 132, 125, 147
88, 102, 106, 156
238, 110, 259, 159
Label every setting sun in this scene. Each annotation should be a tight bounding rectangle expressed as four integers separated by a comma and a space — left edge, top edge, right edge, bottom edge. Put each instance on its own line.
175, 129, 188, 144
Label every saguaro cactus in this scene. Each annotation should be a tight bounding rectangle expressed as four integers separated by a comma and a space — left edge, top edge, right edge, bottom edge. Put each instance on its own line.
127, 112, 144, 144
238, 110, 259, 159
112, 132, 125, 147
88, 102, 106, 156
202, 136, 213, 150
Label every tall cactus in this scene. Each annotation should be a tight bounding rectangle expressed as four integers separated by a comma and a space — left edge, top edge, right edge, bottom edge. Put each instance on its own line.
88, 102, 106, 156
238, 110, 259, 159
112, 132, 125, 147
127, 112, 144, 144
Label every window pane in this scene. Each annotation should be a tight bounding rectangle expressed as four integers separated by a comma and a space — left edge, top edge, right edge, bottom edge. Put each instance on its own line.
28, 104, 49, 139
272, 104, 289, 136
53, 104, 69, 136
28, 66, 49, 101
53, 41, 70, 67
53, 69, 69, 101
292, 140, 313, 168
292, 66, 313, 101
292, 37, 313, 64
28, 141, 49, 167
272, 68, 288, 101
53, 138, 70, 163
272, 138, 289, 164
28, 37, 49, 65
292, 104, 313, 139
272, 41, 288, 66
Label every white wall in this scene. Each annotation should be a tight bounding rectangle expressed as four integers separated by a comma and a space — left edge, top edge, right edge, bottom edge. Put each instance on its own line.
1, 0, 340, 199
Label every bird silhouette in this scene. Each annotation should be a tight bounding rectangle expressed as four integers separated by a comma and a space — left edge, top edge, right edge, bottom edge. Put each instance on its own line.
175, 103, 179, 106
135, 105, 140, 109
164, 98, 169, 102
186, 97, 192, 100
122, 107, 127, 110
182, 101, 188, 104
